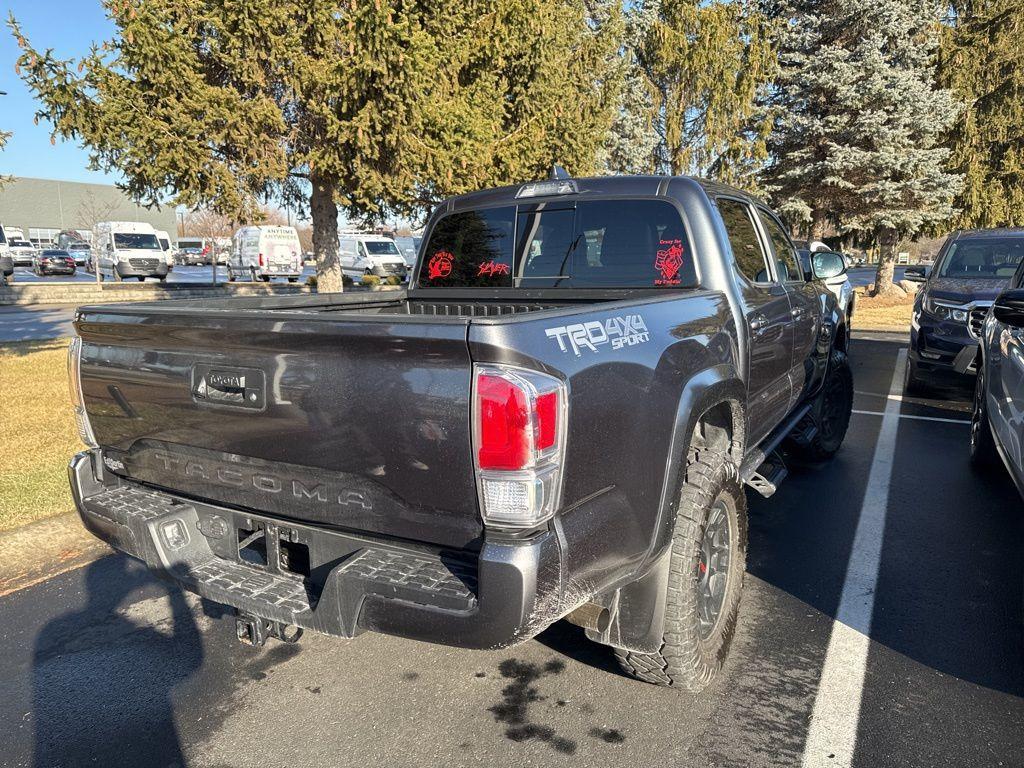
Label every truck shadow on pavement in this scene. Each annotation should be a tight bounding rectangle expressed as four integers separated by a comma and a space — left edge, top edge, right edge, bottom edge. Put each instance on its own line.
31, 556, 202, 768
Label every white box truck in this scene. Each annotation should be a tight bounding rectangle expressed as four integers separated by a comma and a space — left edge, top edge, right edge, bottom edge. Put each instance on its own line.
229, 225, 303, 282
93, 221, 169, 282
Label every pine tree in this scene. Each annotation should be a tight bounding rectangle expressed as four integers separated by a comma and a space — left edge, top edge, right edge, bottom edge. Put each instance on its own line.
939, 0, 1024, 229
10, 1, 621, 292
630, 0, 775, 184
762, 0, 961, 295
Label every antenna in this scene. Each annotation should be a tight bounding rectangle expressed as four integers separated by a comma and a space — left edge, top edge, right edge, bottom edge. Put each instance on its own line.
548, 165, 570, 180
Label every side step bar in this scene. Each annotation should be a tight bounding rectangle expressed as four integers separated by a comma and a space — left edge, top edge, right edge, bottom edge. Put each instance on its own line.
746, 450, 788, 498
740, 402, 815, 497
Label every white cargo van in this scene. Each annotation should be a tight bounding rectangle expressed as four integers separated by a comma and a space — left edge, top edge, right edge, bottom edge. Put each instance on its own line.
229, 226, 303, 282
93, 221, 169, 281
339, 234, 408, 281
155, 229, 174, 270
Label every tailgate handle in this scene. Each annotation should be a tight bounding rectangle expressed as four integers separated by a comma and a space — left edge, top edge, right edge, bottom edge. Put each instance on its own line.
192, 365, 266, 410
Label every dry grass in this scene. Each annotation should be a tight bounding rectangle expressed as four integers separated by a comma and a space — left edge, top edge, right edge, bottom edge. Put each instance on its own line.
853, 286, 916, 332
0, 339, 80, 531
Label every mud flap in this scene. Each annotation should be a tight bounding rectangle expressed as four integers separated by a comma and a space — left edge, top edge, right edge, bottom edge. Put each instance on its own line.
583, 548, 671, 654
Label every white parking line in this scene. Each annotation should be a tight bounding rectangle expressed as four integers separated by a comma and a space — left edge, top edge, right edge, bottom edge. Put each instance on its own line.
801, 351, 906, 768
852, 409, 970, 425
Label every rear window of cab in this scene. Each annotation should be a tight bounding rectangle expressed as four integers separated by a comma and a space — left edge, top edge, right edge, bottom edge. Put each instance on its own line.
417, 199, 696, 289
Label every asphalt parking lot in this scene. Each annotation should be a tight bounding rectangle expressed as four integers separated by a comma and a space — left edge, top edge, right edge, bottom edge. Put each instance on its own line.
0, 333, 1019, 768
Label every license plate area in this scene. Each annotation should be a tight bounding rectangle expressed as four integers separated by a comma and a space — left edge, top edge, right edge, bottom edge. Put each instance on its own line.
235, 519, 311, 579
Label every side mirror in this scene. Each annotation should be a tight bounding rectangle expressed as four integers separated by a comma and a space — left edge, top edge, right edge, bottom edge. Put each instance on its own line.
993, 289, 1024, 328
811, 251, 846, 281
904, 265, 929, 283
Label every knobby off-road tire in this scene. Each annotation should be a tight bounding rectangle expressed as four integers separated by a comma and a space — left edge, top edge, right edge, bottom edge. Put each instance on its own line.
615, 448, 747, 691
788, 348, 854, 462
970, 363, 998, 467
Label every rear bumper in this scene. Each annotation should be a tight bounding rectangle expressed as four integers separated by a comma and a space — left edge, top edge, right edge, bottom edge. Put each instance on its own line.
70, 450, 561, 650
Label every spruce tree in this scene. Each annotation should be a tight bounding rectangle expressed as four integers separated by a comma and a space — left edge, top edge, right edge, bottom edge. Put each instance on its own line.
939, 0, 1024, 229
10, 1, 620, 292
630, 0, 775, 184
762, 0, 961, 295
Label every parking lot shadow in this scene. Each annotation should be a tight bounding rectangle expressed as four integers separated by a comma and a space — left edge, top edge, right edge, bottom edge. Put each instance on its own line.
31, 556, 203, 768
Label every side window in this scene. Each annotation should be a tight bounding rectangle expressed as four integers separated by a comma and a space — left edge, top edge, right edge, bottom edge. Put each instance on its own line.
418, 206, 515, 287
516, 206, 575, 286
757, 210, 803, 282
571, 199, 695, 288
718, 199, 772, 284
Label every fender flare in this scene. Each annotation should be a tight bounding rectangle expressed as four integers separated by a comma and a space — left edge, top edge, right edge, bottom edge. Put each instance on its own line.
586, 364, 746, 653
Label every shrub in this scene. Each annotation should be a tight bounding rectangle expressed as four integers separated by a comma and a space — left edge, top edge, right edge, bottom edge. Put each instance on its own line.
360, 274, 381, 287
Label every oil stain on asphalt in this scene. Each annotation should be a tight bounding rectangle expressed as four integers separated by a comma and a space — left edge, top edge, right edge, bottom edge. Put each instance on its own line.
489, 658, 577, 754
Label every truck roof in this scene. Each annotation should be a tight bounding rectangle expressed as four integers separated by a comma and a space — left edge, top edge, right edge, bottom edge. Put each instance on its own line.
438, 174, 767, 214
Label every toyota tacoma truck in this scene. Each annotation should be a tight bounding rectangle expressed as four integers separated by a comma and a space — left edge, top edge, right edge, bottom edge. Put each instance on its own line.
68, 173, 853, 691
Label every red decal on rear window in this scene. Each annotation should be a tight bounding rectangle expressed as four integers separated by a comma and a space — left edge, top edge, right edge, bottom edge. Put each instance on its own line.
428, 251, 453, 280
655, 239, 684, 285
477, 260, 511, 277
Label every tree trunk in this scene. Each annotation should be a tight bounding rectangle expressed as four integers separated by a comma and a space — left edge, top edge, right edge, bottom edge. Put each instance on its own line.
872, 228, 901, 297
810, 209, 826, 241
311, 172, 343, 293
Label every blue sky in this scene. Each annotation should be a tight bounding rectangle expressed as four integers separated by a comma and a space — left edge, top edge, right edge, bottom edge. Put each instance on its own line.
1, 1, 116, 184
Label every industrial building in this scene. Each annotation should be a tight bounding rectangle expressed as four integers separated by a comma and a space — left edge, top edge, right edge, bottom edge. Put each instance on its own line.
0, 176, 177, 246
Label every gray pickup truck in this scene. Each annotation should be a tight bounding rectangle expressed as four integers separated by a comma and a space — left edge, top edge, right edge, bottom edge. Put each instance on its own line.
68, 173, 853, 691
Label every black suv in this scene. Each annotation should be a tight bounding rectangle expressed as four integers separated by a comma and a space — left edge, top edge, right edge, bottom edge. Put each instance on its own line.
906, 228, 1024, 393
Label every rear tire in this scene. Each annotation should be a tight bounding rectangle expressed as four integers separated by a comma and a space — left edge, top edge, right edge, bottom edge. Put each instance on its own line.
615, 447, 747, 691
788, 348, 853, 461
970, 362, 998, 467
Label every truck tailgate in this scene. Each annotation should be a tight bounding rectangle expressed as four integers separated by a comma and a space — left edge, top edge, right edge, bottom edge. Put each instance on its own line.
76, 308, 481, 549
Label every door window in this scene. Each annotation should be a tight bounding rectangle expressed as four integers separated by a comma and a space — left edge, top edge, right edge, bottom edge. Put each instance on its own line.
757, 210, 803, 282
718, 199, 772, 284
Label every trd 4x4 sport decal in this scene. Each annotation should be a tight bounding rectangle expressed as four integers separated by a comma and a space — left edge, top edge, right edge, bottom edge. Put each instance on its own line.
545, 314, 650, 357
427, 251, 453, 280
655, 239, 684, 286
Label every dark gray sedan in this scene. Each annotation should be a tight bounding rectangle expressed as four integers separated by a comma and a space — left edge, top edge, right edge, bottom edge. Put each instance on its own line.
971, 254, 1024, 498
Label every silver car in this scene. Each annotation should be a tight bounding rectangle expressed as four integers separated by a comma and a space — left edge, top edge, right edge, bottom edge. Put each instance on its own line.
971, 253, 1024, 498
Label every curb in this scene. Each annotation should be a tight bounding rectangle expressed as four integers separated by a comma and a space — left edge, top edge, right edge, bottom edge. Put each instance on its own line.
0, 512, 111, 597
0, 282, 312, 306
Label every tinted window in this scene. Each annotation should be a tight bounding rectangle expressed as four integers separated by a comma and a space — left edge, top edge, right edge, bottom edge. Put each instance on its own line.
938, 237, 1024, 279
757, 210, 802, 282
719, 199, 771, 283
418, 207, 515, 287
517, 207, 575, 286
572, 199, 695, 288
418, 199, 695, 289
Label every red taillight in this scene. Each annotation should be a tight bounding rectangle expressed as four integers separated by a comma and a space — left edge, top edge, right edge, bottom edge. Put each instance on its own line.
473, 365, 566, 528
258, 252, 264, 266
535, 391, 558, 451
477, 373, 531, 470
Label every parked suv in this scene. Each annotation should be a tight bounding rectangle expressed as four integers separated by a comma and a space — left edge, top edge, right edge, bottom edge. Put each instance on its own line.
68, 173, 853, 692
970, 257, 1024, 498
906, 229, 1024, 393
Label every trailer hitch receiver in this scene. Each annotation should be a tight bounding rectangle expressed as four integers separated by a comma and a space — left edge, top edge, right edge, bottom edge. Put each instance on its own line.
235, 611, 303, 647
